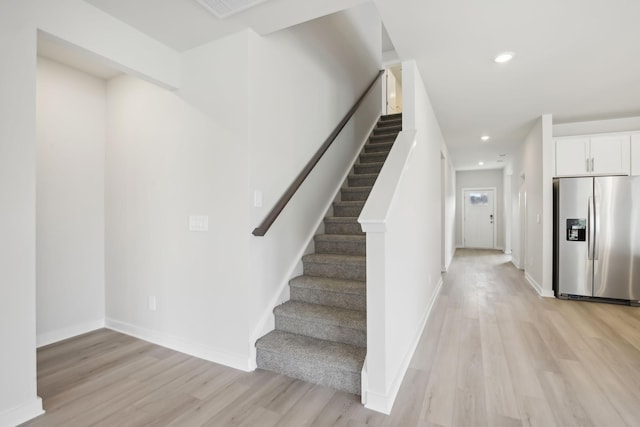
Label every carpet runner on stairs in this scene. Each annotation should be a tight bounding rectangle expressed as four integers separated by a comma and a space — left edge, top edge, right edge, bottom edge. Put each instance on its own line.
255, 113, 402, 395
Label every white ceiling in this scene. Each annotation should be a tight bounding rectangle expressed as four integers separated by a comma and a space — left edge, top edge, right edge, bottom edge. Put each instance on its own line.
85, 0, 368, 52
378, 0, 640, 170
75, 0, 640, 170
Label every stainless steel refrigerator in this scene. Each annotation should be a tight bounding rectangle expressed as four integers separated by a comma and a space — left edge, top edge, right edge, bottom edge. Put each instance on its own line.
553, 176, 640, 305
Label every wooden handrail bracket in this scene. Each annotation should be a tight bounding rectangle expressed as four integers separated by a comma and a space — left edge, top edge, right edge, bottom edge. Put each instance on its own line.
252, 70, 384, 236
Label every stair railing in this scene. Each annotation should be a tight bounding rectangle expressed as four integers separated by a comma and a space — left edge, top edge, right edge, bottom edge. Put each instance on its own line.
252, 69, 385, 236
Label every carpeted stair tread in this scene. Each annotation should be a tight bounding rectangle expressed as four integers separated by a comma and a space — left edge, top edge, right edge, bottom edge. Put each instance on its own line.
369, 134, 397, 143
303, 253, 366, 280
359, 152, 389, 163
332, 200, 366, 217
256, 330, 366, 372
314, 233, 365, 256
289, 275, 366, 311
354, 162, 384, 175
381, 113, 402, 120
364, 142, 393, 153
340, 187, 372, 201
302, 253, 365, 266
323, 217, 363, 235
377, 121, 402, 129
314, 234, 365, 243
347, 174, 377, 188
275, 301, 366, 333
373, 125, 401, 135
289, 275, 365, 296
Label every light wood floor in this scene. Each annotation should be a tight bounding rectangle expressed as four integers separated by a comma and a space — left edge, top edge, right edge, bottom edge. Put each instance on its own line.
23, 249, 640, 426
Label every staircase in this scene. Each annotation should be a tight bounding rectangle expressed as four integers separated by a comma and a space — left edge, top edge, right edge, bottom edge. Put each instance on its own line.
255, 113, 402, 395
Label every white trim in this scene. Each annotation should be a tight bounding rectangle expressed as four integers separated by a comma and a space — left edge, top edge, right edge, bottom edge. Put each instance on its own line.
461, 187, 498, 249
525, 272, 555, 298
512, 259, 521, 269
37, 319, 105, 348
0, 397, 44, 426
106, 318, 251, 372
364, 276, 444, 414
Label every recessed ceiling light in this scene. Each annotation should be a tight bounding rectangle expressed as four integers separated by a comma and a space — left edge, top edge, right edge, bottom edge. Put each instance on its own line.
494, 51, 514, 63
478, 161, 484, 166
481, 135, 490, 142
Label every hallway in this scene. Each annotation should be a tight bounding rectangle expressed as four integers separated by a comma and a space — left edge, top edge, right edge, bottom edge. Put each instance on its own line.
24, 250, 640, 426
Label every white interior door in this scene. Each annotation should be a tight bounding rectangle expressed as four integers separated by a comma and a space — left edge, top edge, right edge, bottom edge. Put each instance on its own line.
463, 188, 495, 249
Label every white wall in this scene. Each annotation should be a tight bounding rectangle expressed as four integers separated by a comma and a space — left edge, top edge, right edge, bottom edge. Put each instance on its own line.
105, 31, 252, 369
360, 60, 446, 414
105, 6, 382, 371
246, 4, 382, 350
0, 0, 44, 425
36, 57, 106, 347
455, 169, 504, 249
508, 116, 555, 297
441, 148, 456, 270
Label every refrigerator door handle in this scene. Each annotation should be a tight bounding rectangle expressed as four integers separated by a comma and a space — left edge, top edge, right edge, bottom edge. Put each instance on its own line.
588, 196, 594, 260
594, 196, 600, 260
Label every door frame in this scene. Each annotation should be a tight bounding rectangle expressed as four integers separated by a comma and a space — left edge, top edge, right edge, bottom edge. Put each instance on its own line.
461, 187, 497, 249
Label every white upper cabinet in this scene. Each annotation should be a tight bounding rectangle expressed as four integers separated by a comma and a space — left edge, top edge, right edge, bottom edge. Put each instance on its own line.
555, 134, 630, 176
632, 133, 640, 176
555, 137, 590, 176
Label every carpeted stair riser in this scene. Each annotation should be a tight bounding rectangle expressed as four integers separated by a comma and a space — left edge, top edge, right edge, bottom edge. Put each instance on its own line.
333, 201, 365, 217
274, 302, 366, 347
303, 254, 366, 281
324, 217, 363, 235
315, 234, 365, 256
359, 152, 389, 164
289, 276, 366, 311
354, 162, 384, 175
348, 173, 378, 187
364, 142, 393, 153
374, 121, 401, 129
373, 125, 401, 135
255, 330, 364, 395
340, 187, 372, 202
257, 349, 361, 395
382, 112, 402, 121
369, 134, 397, 144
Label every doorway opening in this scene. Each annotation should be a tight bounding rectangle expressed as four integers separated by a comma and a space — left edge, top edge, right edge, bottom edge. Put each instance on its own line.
383, 65, 402, 115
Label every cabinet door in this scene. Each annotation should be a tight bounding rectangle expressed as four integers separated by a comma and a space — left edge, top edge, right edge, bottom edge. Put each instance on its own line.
555, 137, 589, 176
590, 135, 630, 175
632, 134, 640, 176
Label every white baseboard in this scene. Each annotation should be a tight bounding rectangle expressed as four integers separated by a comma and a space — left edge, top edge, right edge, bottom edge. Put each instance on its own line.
106, 318, 251, 372
364, 276, 444, 414
0, 397, 43, 426
37, 319, 105, 348
524, 272, 554, 298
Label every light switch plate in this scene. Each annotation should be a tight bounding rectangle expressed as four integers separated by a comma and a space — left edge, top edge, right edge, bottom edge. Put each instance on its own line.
189, 215, 209, 231
254, 190, 263, 207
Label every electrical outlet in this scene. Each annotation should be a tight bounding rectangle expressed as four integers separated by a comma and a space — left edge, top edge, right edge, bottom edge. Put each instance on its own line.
148, 296, 157, 311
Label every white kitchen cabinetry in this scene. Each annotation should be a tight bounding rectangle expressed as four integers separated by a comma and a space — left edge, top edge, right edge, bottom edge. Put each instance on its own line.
555, 134, 630, 176
632, 133, 640, 176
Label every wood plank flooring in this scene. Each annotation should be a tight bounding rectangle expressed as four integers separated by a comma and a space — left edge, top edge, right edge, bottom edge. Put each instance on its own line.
22, 249, 640, 426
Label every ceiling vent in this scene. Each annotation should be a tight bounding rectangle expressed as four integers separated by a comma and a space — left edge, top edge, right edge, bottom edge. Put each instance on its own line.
195, 0, 270, 18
